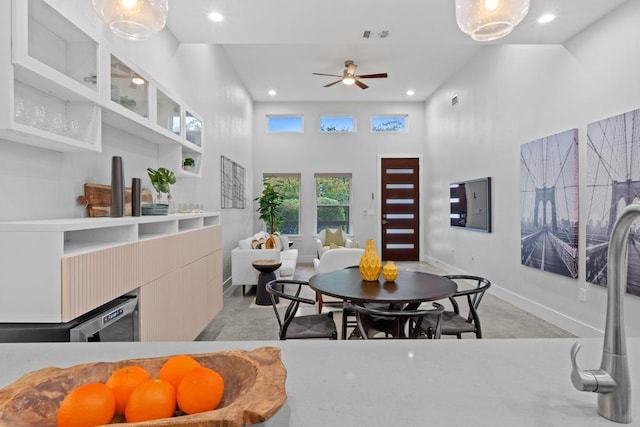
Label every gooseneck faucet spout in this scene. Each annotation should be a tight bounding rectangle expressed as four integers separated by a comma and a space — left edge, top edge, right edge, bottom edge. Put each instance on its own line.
570, 203, 637, 423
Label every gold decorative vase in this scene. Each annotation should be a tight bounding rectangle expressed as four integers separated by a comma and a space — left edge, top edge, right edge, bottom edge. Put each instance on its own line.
383, 261, 399, 281
359, 239, 382, 281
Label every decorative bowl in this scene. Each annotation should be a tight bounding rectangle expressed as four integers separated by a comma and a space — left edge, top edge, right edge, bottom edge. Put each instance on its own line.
0, 347, 287, 426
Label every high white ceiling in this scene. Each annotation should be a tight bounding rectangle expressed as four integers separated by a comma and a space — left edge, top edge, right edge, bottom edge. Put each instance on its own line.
166, 0, 628, 102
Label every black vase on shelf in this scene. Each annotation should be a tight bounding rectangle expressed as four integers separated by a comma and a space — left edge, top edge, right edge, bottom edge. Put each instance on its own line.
110, 156, 125, 218
131, 177, 141, 217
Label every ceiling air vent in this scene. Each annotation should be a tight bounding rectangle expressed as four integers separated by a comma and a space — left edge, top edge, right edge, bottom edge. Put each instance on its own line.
362, 30, 390, 39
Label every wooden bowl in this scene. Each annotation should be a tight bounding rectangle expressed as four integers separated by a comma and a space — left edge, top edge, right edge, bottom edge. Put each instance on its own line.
0, 347, 287, 426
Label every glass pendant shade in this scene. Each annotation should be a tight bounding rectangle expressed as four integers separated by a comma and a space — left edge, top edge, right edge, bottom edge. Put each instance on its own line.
92, 0, 168, 41
455, 0, 529, 41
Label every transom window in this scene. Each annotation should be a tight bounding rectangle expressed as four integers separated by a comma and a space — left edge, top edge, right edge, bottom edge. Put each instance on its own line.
315, 174, 351, 233
371, 115, 408, 132
263, 174, 300, 234
266, 115, 303, 133
319, 116, 355, 133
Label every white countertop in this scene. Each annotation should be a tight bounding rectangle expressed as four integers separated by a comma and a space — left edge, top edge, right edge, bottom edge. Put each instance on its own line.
0, 338, 637, 426
0, 212, 220, 232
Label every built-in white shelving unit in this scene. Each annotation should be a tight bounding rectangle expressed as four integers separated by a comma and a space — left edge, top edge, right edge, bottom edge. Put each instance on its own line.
1, 0, 205, 176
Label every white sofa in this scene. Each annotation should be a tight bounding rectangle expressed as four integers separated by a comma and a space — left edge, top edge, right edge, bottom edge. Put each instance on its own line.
231, 231, 298, 295
314, 228, 356, 258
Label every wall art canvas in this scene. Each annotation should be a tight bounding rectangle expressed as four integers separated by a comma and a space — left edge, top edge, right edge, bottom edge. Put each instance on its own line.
520, 129, 579, 278
586, 109, 640, 296
221, 156, 246, 209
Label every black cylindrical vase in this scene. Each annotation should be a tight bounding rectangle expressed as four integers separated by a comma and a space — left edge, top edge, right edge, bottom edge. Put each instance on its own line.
131, 177, 141, 217
110, 156, 125, 217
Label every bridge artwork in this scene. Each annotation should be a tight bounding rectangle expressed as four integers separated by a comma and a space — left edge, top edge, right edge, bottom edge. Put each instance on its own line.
586, 109, 640, 297
521, 129, 579, 279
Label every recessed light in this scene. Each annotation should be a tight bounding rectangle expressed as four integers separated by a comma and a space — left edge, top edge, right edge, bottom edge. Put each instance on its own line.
131, 76, 145, 85
406, 89, 415, 96
268, 89, 277, 96
538, 14, 555, 24
208, 11, 224, 22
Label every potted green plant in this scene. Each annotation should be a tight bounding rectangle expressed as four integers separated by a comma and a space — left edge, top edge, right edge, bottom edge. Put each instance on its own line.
147, 167, 176, 206
182, 157, 195, 171
254, 179, 284, 233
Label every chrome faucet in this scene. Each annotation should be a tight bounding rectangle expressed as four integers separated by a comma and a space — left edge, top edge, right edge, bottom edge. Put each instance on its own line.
570, 203, 637, 423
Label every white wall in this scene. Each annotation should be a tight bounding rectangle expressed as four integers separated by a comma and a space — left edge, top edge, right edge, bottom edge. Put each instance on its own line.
424, 0, 640, 338
0, 0, 254, 283
252, 101, 425, 262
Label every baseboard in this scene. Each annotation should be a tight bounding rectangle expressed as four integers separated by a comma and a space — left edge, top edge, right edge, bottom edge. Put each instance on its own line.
424, 256, 603, 338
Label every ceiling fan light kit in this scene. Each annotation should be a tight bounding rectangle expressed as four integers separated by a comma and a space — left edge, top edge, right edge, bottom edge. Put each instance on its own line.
312, 60, 388, 90
455, 0, 529, 41
92, 0, 168, 41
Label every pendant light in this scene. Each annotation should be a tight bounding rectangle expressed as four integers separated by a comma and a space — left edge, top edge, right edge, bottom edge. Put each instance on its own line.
92, 0, 169, 41
455, 0, 529, 41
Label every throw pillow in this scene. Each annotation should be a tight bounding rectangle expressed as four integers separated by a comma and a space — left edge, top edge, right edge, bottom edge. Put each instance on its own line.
325, 228, 344, 246
251, 238, 266, 249
329, 242, 344, 249
271, 233, 283, 250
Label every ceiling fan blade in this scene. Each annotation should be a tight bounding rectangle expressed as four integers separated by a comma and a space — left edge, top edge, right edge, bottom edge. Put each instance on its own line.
355, 80, 369, 90
357, 73, 388, 79
324, 79, 343, 88
313, 72, 342, 77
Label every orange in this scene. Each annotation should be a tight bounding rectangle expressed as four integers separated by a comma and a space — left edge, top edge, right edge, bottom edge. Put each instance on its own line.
157, 354, 201, 391
105, 365, 151, 415
176, 366, 225, 414
124, 379, 176, 423
56, 382, 116, 427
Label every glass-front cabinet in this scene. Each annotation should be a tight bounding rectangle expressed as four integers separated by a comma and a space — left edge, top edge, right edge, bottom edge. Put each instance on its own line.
3, 0, 101, 152
185, 109, 203, 148
2, 0, 205, 174
110, 55, 148, 119
157, 89, 181, 136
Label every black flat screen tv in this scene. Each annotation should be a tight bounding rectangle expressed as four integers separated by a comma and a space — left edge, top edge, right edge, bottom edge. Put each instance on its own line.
450, 177, 491, 232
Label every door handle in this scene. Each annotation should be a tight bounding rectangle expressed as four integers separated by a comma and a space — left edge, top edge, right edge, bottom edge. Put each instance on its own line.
382, 220, 389, 225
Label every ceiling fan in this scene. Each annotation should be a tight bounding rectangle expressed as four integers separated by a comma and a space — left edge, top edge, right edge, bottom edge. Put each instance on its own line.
312, 60, 388, 90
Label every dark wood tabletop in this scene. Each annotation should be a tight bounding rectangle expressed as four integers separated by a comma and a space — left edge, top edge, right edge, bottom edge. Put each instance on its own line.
308, 268, 457, 304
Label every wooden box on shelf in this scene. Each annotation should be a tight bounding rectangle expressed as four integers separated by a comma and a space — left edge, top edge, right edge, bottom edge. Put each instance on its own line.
77, 183, 153, 217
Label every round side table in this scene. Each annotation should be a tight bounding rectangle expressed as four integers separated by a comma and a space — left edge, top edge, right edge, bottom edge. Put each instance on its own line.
252, 260, 282, 306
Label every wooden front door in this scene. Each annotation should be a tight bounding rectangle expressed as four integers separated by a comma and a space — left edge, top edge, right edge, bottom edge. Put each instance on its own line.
381, 158, 420, 261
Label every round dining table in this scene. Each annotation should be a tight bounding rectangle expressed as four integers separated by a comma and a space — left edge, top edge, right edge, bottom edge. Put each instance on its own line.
308, 268, 457, 305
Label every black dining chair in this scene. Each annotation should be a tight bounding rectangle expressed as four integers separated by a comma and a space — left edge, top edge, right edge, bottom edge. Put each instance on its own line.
420, 275, 491, 339
349, 302, 444, 339
266, 279, 338, 340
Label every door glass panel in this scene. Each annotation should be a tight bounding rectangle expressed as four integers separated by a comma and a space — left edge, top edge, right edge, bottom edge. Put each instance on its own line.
386, 183, 414, 189
386, 244, 415, 249
386, 199, 414, 204
386, 168, 414, 174
387, 214, 414, 219
386, 229, 415, 234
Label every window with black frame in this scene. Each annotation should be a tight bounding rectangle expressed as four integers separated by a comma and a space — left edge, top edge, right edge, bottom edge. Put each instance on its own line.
315, 174, 351, 233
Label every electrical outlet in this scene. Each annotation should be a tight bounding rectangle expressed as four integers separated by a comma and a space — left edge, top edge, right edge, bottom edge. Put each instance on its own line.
579, 288, 587, 302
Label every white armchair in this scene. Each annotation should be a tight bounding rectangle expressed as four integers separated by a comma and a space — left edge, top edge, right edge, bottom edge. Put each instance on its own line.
314, 228, 355, 258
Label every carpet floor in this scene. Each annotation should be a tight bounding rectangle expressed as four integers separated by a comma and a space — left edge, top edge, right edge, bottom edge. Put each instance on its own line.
196, 262, 575, 341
